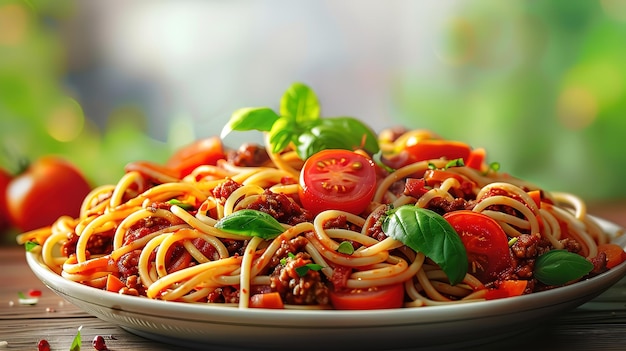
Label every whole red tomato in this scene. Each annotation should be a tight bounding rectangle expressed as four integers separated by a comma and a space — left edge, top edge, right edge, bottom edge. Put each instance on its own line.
6, 156, 92, 233
0, 168, 11, 231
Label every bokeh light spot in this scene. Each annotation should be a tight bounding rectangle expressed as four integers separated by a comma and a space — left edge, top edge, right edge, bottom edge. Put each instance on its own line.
0, 3, 29, 46
435, 17, 475, 66
601, 0, 626, 21
556, 86, 598, 131
45, 98, 85, 142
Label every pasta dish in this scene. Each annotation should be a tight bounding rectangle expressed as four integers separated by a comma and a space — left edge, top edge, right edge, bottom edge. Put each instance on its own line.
17, 83, 625, 310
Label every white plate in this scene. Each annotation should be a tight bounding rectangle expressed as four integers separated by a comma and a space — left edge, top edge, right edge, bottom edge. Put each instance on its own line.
26, 217, 626, 351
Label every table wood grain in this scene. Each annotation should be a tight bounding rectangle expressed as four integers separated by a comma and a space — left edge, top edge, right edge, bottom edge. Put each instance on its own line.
1, 202, 626, 350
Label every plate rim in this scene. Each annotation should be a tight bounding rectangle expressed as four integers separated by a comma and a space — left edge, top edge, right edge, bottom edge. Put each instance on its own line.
25, 215, 626, 328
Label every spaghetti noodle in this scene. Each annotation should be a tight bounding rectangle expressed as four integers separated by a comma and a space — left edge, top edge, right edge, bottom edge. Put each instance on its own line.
17, 124, 622, 310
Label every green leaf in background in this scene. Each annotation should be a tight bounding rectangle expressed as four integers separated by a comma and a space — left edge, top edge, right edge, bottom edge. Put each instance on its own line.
214, 209, 285, 239
221, 107, 280, 138
279, 82, 320, 123
534, 249, 594, 286
382, 205, 468, 285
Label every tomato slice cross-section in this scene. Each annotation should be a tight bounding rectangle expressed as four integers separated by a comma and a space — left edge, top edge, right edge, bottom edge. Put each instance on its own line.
299, 149, 377, 216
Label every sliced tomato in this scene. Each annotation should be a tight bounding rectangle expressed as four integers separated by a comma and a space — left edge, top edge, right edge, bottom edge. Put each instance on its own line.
485, 279, 528, 300
465, 147, 487, 170
249, 292, 285, 309
299, 149, 376, 216
597, 243, 626, 269
329, 283, 404, 310
383, 139, 472, 169
166, 137, 225, 178
443, 210, 514, 284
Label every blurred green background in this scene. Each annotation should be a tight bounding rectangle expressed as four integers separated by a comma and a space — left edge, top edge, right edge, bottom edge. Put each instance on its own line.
2, 0, 626, 204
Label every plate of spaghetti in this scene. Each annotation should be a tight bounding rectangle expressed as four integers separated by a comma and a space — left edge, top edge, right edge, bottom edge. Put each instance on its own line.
18, 83, 626, 350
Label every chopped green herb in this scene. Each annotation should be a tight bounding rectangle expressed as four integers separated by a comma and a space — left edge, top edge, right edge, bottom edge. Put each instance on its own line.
295, 263, 323, 277
508, 237, 518, 247
444, 158, 464, 169
25, 241, 39, 252
336, 241, 355, 255
167, 199, 195, 210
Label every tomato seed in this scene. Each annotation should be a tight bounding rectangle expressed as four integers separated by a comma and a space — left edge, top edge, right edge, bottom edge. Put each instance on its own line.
37, 339, 50, 351
92, 335, 108, 350
28, 289, 42, 297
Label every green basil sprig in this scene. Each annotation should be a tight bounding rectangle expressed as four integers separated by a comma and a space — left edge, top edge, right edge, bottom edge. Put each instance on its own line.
534, 249, 594, 286
382, 205, 468, 285
221, 82, 380, 160
214, 209, 285, 239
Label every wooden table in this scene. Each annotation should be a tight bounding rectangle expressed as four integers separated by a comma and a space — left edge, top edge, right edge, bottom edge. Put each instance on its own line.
2, 202, 626, 350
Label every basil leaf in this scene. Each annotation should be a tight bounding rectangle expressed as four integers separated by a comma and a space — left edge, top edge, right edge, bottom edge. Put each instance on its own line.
221, 107, 280, 138
321, 117, 380, 154
280, 82, 320, 124
214, 209, 285, 239
382, 205, 468, 285
534, 250, 594, 286
296, 117, 380, 159
268, 117, 298, 154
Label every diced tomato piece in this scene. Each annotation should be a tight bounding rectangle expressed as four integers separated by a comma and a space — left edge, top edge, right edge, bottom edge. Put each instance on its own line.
597, 243, 626, 269
485, 280, 528, 300
105, 274, 126, 293
249, 292, 285, 309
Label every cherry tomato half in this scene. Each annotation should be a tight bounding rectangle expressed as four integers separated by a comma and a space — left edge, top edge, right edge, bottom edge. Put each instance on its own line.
6, 156, 92, 232
443, 210, 514, 284
329, 283, 405, 310
165, 137, 225, 178
299, 149, 376, 216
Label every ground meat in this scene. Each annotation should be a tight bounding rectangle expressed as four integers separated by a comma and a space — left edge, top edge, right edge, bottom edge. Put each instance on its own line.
191, 237, 222, 261
270, 251, 329, 305
322, 214, 362, 232
206, 286, 240, 304
226, 143, 270, 167
510, 233, 541, 279
60, 231, 113, 258
61, 233, 79, 257
424, 197, 475, 216
124, 216, 175, 245
212, 178, 242, 205
267, 236, 309, 269
117, 249, 142, 278
243, 189, 312, 225
119, 274, 146, 296
364, 204, 390, 241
